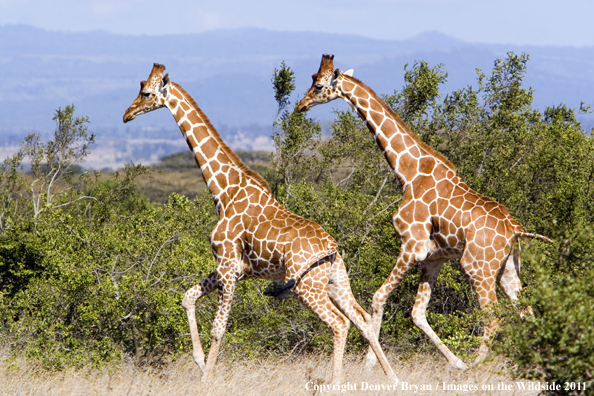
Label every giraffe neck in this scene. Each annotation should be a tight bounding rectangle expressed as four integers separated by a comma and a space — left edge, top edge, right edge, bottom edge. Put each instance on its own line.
165, 82, 270, 210
336, 76, 455, 187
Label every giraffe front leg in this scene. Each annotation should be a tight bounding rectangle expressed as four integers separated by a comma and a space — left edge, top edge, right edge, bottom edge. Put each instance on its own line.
411, 259, 468, 369
364, 243, 419, 371
182, 271, 218, 372
201, 266, 237, 382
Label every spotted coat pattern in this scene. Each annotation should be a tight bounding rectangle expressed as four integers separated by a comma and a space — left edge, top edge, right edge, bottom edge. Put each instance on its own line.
123, 63, 397, 384
298, 54, 551, 370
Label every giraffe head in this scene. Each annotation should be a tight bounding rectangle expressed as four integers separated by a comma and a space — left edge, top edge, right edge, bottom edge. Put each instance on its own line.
297, 54, 353, 112
123, 63, 171, 123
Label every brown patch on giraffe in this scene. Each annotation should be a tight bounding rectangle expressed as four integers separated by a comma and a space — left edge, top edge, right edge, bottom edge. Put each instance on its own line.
413, 202, 430, 223
401, 134, 415, 149
342, 80, 355, 92
485, 216, 498, 230
461, 200, 475, 212
370, 98, 384, 113
443, 205, 457, 220
475, 216, 487, 230
175, 105, 186, 122
370, 111, 384, 127
450, 196, 464, 209
433, 164, 448, 181
375, 133, 389, 149
452, 210, 462, 226
209, 158, 221, 174
263, 205, 276, 218
180, 101, 191, 111
353, 86, 368, 99
383, 149, 398, 169
494, 235, 507, 250
359, 98, 370, 109
187, 110, 203, 125
228, 167, 241, 185
408, 145, 421, 159
448, 222, 458, 236
200, 137, 219, 158
201, 169, 213, 185
398, 153, 417, 180
265, 225, 280, 241
422, 188, 437, 205
436, 198, 450, 213
180, 121, 191, 131
418, 156, 436, 175
436, 179, 454, 198
187, 133, 199, 147
447, 235, 458, 246
485, 246, 497, 261
451, 185, 466, 197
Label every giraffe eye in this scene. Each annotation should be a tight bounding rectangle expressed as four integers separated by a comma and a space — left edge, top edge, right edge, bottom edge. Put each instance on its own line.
141, 92, 151, 99
314, 84, 323, 91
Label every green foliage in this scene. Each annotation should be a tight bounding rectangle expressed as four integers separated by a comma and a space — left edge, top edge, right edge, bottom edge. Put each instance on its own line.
272, 60, 296, 118
494, 225, 594, 394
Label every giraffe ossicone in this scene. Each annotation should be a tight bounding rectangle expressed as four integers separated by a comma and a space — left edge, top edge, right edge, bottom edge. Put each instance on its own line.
298, 54, 552, 370
123, 63, 397, 384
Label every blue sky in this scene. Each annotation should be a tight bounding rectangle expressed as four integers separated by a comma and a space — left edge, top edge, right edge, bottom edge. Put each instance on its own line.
1, 0, 593, 46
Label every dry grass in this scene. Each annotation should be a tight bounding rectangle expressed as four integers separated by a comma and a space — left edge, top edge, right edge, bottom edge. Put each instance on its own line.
0, 352, 540, 396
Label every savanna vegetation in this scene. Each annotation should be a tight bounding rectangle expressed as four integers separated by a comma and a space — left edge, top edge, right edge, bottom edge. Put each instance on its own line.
0, 53, 592, 394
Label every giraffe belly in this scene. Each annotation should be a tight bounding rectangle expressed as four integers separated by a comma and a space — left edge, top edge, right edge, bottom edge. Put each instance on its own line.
427, 234, 464, 261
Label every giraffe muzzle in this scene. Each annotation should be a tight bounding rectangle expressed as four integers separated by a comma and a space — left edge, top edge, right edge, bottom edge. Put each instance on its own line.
123, 110, 137, 123
297, 102, 309, 112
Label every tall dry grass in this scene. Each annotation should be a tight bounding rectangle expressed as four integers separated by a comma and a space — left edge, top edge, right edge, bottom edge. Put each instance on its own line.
0, 351, 540, 396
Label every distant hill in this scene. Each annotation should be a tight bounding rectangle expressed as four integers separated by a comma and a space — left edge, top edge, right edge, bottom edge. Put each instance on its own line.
1, 25, 593, 168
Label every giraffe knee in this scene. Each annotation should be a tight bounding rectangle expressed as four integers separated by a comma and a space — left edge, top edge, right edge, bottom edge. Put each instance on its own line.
182, 287, 199, 311
371, 292, 387, 314
520, 306, 533, 319
411, 310, 428, 328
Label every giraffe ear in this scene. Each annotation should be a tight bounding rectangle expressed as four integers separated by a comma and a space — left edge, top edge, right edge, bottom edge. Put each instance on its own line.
331, 68, 341, 87
160, 72, 170, 96
343, 69, 354, 76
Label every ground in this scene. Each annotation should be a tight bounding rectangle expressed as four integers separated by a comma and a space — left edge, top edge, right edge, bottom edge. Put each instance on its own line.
0, 352, 539, 396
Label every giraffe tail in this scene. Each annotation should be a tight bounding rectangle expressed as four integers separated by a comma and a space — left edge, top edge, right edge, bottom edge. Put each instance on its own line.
264, 278, 296, 297
264, 251, 338, 298
515, 231, 554, 244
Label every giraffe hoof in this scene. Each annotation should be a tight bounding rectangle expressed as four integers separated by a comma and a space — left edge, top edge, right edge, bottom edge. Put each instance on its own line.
363, 351, 378, 372
450, 359, 468, 370
193, 355, 206, 372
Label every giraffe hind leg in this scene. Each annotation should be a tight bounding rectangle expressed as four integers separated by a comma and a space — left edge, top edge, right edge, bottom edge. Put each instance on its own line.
497, 248, 533, 318
294, 260, 350, 385
327, 254, 397, 382
462, 254, 501, 366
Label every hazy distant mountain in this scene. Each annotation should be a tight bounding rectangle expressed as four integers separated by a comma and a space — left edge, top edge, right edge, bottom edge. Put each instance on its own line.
1, 25, 593, 168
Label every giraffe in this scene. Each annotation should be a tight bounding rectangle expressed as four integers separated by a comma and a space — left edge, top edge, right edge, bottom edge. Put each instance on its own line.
297, 54, 552, 370
122, 63, 397, 384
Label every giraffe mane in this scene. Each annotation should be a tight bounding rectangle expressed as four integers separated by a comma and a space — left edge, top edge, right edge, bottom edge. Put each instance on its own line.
171, 82, 272, 193
343, 75, 457, 173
